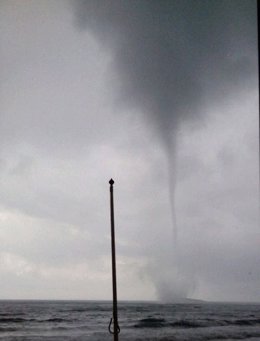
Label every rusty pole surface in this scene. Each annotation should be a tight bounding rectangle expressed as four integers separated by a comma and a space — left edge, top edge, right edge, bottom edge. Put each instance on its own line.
109, 179, 119, 341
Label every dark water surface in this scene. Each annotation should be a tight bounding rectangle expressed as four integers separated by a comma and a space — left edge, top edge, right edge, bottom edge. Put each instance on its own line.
0, 300, 260, 340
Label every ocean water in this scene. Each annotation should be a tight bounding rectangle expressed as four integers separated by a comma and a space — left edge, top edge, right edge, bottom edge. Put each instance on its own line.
0, 300, 260, 340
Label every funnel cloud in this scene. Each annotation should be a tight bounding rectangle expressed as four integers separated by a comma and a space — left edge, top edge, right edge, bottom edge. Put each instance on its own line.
74, 0, 257, 300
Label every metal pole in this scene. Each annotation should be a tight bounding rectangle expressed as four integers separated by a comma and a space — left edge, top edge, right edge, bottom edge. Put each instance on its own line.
258, 0, 260, 185
258, 1, 260, 192
109, 178, 119, 340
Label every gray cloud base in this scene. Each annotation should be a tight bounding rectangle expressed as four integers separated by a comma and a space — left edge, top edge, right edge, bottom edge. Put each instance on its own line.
75, 0, 257, 148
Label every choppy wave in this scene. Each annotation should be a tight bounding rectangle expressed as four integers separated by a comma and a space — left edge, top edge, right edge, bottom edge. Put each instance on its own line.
0, 301, 259, 340
134, 317, 166, 328
134, 317, 260, 330
0, 317, 26, 323
170, 320, 203, 328
229, 318, 260, 326
0, 317, 73, 324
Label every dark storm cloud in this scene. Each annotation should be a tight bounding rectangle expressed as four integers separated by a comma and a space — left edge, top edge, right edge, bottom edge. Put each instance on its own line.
73, 0, 257, 301
74, 0, 257, 149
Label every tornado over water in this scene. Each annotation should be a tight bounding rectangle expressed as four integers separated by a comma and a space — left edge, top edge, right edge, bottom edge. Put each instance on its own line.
74, 0, 257, 300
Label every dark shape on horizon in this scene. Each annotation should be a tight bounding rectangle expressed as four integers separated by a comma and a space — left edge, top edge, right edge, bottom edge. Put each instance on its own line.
108, 179, 120, 340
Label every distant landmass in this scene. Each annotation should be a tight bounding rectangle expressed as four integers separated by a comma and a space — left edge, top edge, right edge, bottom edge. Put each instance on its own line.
159, 297, 206, 304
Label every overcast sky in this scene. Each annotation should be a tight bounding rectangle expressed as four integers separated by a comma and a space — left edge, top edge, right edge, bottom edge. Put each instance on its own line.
0, 0, 259, 302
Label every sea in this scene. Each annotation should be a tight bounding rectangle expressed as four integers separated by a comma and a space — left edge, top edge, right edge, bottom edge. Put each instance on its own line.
0, 300, 260, 341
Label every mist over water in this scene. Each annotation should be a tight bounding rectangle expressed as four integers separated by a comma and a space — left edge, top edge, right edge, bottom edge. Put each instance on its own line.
73, 0, 257, 301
